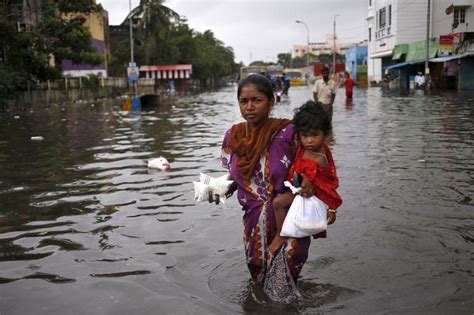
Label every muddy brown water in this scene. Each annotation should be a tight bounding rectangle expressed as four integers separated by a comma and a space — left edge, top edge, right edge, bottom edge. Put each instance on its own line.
0, 86, 473, 314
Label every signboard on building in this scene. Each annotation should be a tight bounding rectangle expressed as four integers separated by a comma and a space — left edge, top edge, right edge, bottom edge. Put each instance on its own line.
127, 64, 139, 81
439, 35, 454, 56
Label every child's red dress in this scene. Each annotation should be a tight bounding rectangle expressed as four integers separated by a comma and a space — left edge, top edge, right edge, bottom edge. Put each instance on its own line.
287, 142, 342, 238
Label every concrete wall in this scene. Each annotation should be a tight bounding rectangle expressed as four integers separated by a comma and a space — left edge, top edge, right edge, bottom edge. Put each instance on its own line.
432, 0, 474, 37
66, 11, 108, 41
396, 1, 428, 45
62, 11, 109, 77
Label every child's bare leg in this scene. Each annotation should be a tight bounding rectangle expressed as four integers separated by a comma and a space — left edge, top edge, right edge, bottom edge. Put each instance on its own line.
269, 191, 295, 254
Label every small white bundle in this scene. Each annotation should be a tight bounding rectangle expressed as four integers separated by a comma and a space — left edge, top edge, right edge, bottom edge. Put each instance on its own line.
280, 181, 328, 238
193, 173, 233, 204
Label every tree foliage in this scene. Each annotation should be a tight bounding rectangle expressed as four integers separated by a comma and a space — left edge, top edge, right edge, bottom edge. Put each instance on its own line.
0, 0, 103, 95
111, 1, 238, 83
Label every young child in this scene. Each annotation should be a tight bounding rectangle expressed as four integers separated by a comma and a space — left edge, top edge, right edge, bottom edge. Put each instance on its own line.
268, 100, 343, 254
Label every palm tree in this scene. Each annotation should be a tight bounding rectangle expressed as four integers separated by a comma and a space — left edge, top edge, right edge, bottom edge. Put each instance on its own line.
122, 0, 179, 64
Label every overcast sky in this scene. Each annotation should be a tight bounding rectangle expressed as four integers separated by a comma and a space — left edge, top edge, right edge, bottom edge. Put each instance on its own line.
97, 0, 368, 65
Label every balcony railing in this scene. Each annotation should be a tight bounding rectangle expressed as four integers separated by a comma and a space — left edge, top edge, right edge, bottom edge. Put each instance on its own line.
375, 26, 392, 40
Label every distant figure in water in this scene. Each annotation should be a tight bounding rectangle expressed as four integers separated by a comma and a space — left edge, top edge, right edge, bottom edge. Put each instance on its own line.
342, 71, 356, 99
313, 66, 336, 122
167, 79, 175, 92
208, 74, 315, 303
414, 72, 425, 89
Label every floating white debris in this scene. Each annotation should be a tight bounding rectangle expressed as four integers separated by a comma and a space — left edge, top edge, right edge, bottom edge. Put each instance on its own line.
148, 157, 170, 171
13, 115, 20, 119
31, 136, 44, 141
417, 159, 426, 163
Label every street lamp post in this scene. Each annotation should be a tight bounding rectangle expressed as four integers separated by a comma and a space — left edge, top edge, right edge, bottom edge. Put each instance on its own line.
128, 0, 138, 96
129, 0, 134, 66
333, 14, 339, 77
296, 20, 310, 67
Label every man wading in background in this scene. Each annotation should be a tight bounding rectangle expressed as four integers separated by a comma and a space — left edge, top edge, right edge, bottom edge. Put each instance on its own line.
313, 66, 336, 122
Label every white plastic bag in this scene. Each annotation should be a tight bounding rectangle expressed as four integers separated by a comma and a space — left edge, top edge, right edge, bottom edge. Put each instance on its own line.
280, 181, 328, 238
193, 173, 233, 204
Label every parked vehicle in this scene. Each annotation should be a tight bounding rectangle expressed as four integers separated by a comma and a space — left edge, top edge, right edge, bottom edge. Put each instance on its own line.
239, 65, 284, 81
284, 68, 306, 86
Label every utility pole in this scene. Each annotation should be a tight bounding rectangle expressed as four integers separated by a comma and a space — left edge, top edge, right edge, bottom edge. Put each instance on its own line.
129, 0, 134, 65
425, 0, 431, 76
296, 20, 310, 68
333, 15, 339, 77
128, 0, 137, 95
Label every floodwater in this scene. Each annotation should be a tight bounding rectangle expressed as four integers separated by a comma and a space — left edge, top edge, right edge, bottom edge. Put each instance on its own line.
0, 86, 473, 314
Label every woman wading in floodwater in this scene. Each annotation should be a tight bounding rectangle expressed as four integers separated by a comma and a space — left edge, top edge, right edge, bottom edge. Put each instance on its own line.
209, 74, 316, 302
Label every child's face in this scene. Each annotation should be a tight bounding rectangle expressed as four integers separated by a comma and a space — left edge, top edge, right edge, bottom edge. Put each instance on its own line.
299, 129, 327, 152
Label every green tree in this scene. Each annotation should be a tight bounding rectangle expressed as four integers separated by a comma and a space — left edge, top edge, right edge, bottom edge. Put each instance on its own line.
277, 53, 291, 68
0, 0, 104, 97
125, 0, 179, 64
109, 2, 238, 84
191, 30, 236, 83
39, 1, 103, 67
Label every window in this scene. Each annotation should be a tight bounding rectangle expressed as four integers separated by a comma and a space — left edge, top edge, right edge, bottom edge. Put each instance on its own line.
379, 7, 386, 29
389, 5, 392, 25
369, 27, 372, 42
454, 8, 466, 24
369, 0, 372, 7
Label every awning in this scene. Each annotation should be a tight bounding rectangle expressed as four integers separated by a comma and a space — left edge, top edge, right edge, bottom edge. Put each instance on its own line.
405, 39, 438, 61
392, 44, 408, 60
370, 49, 393, 59
385, 60, 424, 70
139, 64, 193, 79
430, 52, 474, 62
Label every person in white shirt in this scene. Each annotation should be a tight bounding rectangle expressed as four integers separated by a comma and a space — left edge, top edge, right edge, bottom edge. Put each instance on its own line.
313, 66, 337, 122
415, 72, 425, 89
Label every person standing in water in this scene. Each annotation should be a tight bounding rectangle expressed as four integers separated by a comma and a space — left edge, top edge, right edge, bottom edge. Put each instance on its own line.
313, 66, 337, 122
342, 71, 356, 99
209, 74, 315, 303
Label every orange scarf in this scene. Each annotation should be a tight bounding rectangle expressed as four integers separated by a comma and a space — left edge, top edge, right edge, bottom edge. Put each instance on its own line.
229, 118, 291, 180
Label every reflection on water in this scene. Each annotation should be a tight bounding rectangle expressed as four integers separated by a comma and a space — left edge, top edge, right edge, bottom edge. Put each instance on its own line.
0, 86, 473, 314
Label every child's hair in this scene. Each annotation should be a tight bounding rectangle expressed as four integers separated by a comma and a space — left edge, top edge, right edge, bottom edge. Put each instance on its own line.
237, 74, 274, 102
293, 100, 332, 135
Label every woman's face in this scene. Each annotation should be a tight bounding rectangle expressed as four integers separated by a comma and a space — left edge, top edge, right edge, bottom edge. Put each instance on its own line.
238, 84, 273, 128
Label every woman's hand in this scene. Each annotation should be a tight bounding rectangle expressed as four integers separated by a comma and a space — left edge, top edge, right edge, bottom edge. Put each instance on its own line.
225, 182, 237, 198
299, 174, 314, 198
327, 209, 336, 225
208, 181, 237, 205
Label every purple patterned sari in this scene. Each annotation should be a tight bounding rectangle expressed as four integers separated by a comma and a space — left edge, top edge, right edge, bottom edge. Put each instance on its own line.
221, 123, 311, 302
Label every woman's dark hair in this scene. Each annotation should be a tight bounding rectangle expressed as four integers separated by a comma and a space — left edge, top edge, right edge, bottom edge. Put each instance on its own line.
237, 74, 274, 101
293, 100, 332, 135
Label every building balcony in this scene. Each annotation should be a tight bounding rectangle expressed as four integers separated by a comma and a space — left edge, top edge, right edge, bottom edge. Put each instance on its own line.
374, 26, 393, 40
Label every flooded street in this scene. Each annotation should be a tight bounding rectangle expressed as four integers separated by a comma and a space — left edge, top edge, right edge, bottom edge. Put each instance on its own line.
0, 86, 473, 314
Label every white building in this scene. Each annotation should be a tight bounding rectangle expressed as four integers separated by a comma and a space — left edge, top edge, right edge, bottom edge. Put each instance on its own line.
431, 1, 474, 37
292, 34, 355, 59
367, 0, 430, 83
367, 0, 474, 84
